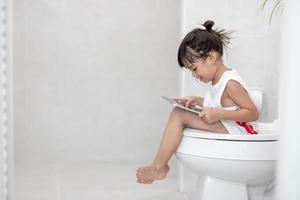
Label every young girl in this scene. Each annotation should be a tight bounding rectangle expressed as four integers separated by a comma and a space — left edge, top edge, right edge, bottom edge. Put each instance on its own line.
136, 20, 259, 184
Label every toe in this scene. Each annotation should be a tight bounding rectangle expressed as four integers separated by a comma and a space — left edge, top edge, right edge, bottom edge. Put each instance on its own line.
144, 180, 153, 184
139, 179, 153, 184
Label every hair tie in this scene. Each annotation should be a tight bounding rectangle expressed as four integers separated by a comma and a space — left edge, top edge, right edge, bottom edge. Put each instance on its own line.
203, 20, 214, 32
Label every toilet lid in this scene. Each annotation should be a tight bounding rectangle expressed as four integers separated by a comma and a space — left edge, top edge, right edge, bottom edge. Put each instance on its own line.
183, 128, 279, 141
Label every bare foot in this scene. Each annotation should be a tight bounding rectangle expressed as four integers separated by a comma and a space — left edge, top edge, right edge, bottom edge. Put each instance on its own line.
136, 164, 169, 184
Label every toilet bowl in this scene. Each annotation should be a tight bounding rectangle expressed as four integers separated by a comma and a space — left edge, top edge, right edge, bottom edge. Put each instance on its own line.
175, 123, 278, 200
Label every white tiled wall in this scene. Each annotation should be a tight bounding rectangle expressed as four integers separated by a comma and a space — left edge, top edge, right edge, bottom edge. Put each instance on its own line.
13, 0, 181, 164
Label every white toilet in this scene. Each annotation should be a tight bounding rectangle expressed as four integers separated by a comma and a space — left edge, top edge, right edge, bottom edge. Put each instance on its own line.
175, 89, 279, 200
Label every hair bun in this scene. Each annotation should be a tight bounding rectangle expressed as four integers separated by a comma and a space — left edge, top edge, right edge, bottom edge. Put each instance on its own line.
203, 20, 214, 31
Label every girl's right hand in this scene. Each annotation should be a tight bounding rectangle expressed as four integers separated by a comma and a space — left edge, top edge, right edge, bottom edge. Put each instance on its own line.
171, 96, 202, 107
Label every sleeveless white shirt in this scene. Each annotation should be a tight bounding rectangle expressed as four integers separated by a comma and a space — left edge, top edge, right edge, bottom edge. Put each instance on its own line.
203, 69, 258, 134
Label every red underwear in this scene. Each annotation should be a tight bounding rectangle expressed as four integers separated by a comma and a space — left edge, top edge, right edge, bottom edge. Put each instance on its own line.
236, 121, 258, 134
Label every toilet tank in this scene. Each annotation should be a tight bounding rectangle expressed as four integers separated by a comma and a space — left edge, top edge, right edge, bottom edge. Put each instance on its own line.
249, 88, 263, 112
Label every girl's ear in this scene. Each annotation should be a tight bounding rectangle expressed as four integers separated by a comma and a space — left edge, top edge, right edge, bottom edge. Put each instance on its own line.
206, 51, 218, 65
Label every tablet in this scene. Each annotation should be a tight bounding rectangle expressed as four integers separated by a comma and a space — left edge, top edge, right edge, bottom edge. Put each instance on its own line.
161, 96, 203, 114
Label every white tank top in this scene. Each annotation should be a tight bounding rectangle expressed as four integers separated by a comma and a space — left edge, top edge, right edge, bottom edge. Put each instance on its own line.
203, 69, 248, 110
203, 69, 258, 134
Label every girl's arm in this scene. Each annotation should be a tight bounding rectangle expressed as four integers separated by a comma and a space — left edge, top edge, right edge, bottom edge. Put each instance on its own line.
220, 80, 259, 122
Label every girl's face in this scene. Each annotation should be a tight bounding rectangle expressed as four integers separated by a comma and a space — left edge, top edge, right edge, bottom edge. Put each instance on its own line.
185, 57, 217, 83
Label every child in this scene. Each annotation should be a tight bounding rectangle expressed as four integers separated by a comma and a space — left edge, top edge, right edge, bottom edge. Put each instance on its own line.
136, 20, 259, 184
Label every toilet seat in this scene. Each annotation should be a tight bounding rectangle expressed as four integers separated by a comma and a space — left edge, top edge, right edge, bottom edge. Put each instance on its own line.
177, 128, 279, 160
183, 128, 279, 141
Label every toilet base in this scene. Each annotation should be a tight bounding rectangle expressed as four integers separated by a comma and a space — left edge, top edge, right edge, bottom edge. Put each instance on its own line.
190, 176, 248, 200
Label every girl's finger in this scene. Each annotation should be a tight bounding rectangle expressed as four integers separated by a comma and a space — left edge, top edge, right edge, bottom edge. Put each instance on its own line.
198, 112, 205, 118
176, 99, 186, 105
185, 100, 192, 106
174, 99, 182, 104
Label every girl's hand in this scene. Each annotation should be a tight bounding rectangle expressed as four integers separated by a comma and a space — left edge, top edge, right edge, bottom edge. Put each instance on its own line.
172, 96, 201, 107
198, 108, 222, 124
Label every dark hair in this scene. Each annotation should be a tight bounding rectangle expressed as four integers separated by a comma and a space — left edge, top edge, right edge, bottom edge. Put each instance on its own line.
177, 20, 232, 68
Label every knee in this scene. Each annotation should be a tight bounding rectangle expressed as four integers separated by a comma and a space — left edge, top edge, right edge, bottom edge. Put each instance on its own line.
169, 107, 186, 122
169, 107, 201, 128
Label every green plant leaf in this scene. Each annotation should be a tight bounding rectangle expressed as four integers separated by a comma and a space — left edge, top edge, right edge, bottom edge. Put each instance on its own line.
269, 0, 282, 24
259, 0, 270, 12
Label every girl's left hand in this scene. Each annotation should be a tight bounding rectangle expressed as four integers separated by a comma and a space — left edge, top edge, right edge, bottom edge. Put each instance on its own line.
198, 108, 222, 124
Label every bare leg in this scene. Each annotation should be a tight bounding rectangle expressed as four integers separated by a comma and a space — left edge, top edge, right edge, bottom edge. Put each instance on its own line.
136, 107, 227, 184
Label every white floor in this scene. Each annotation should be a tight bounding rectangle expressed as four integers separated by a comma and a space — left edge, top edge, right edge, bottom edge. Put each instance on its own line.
11, 160, 189, 200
